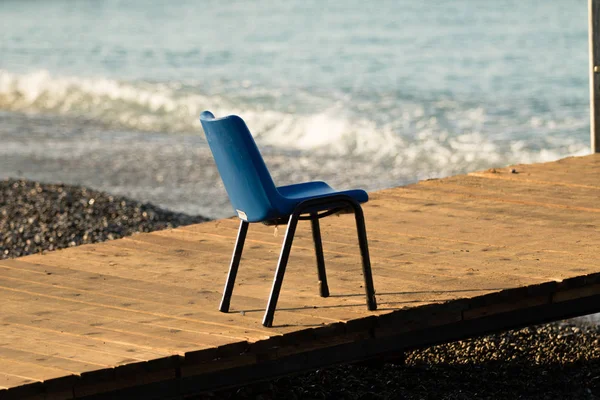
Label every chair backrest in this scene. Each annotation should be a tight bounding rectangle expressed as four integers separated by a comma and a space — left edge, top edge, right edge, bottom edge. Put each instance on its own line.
199, 111, 281, 222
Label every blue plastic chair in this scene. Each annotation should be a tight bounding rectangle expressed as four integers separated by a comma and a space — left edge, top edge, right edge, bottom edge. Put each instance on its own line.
200, 111, 377, 327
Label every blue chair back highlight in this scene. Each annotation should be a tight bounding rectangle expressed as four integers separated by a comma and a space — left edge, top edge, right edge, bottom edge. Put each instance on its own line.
199, 111, 281, 222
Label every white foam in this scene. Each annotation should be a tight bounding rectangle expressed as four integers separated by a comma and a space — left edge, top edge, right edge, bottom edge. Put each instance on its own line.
0, 69, 406, 155
0, 69, 589, 171
0, 69, 211, 132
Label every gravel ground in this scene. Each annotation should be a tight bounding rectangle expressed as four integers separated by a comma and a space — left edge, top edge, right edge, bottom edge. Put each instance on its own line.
1, 179, 598, 400
0, 178, 207, 258
203, 322, 599, 400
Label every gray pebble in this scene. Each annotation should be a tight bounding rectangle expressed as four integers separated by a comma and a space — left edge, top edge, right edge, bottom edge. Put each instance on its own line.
0, 179, 207, 259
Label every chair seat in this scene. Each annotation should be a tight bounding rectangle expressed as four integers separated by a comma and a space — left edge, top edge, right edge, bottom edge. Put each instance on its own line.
276, 181, 368, 216
277, 181, 335, 198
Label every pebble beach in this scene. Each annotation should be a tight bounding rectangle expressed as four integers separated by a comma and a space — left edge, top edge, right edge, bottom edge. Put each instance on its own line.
1, 178, 598, 400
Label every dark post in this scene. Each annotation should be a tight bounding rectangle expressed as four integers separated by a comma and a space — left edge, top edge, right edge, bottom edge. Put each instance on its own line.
590, 0, 600, 152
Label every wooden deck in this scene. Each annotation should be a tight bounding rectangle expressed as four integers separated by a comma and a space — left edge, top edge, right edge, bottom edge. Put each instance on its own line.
1, 154, 599, 399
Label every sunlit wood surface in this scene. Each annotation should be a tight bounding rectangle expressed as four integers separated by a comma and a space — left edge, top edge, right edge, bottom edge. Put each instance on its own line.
1, 154, 599, 399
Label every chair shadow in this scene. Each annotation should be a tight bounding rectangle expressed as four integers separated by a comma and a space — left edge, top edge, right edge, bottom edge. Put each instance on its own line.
235, 287, 511, 314
270, 323, 325, 329
327, 287, 510, 298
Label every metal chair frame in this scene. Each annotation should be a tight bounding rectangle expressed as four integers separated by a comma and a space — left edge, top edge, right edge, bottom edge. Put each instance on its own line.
219, 195, 377, 327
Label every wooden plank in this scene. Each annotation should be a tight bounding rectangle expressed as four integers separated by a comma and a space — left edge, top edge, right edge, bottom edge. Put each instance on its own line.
0, 299, 232, 350
0, 347, 102, 375
469, 168, 600, 190
0, 323, 152, 367
471, 155, 600, 186
553, 283, 600, 302
18, 236, 507, 320
0, 264, 348, 337
181, 216, 599, 280
417, 174, 600, 210
1, 311, 199, 356
183, 191, 593, 255
168, 223, 576, 285
0, 277, 276, 338
210, 207, 597, 264
371, 189, 599, 248
0, 259, 274, 336
0, 373, 39, 390
5, 220, 600, 302
0, 358, 73, 383
0, 257, 378, 325
72, 356, 179, 399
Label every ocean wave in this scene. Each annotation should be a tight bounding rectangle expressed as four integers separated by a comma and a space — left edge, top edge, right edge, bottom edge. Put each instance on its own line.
0, 69, 589, 169
0, 69, 407, 154
0, 69, 213, 132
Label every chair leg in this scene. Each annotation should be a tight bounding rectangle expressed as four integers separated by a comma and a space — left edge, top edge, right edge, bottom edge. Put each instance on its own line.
219, 220, 249, 313
310, 213, 329, 298
353, 205, 377, 311
263, 214, 299, 327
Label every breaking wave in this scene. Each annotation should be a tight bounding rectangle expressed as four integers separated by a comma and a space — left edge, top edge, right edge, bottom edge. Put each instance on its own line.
0, 69, 589, 172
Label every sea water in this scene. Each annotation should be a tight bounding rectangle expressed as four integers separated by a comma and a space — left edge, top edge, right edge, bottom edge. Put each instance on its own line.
0, 0, 591, 212
0, 0, 597, 323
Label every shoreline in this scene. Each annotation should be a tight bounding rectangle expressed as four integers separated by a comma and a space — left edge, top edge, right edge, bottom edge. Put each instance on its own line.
1, 110, 588, 220
1, 178, 598, 399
